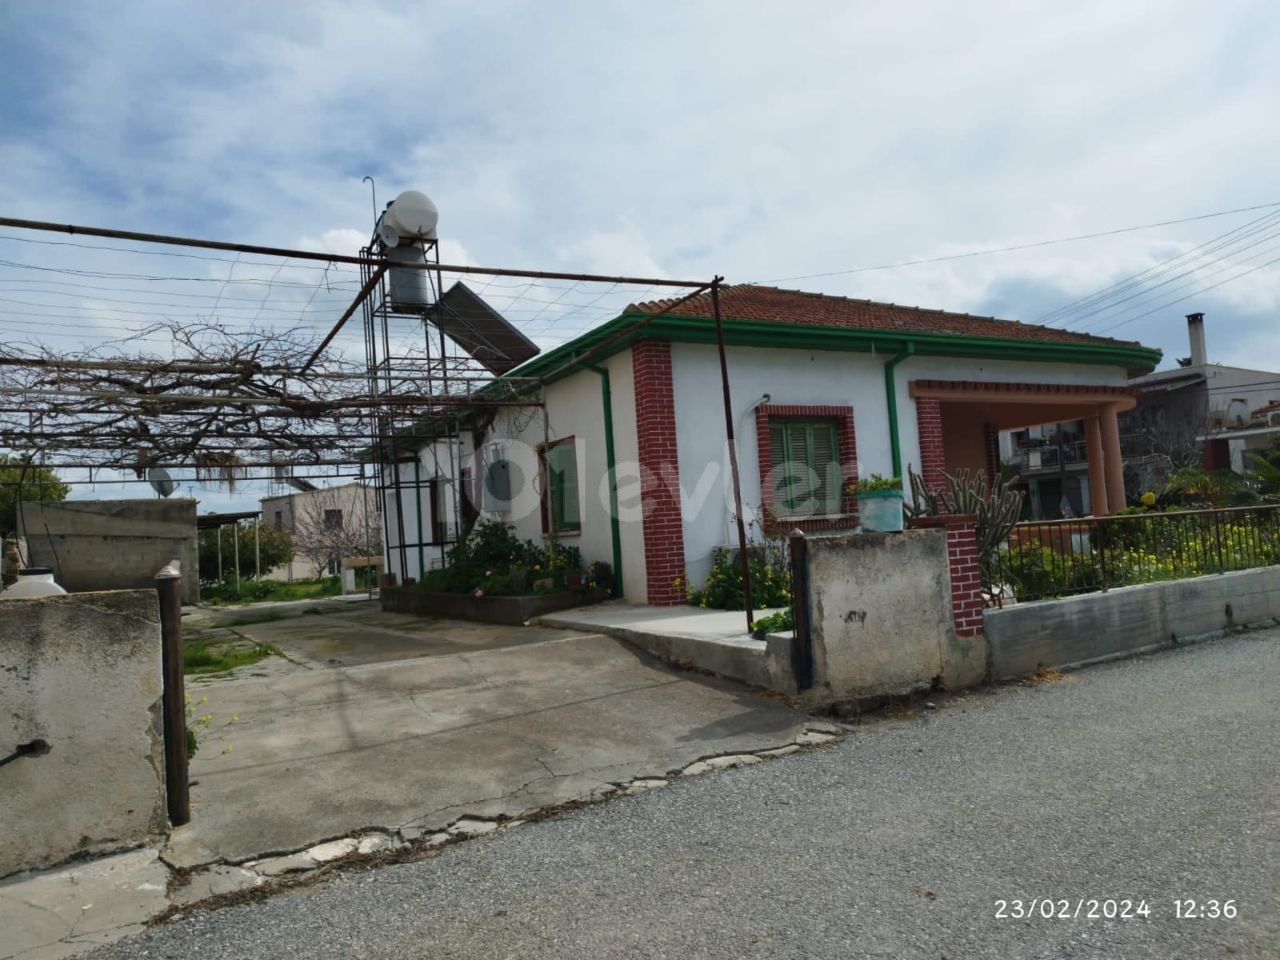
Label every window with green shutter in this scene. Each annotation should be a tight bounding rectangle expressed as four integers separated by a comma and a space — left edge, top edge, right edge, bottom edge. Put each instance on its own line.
545, 440, 581, 533
768, 419, 842, 516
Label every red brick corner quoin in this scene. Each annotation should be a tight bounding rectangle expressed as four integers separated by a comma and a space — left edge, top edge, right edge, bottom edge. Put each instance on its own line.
754, 403, 859, 533
947, 520, 984, 638
632, 340, 686, 605
914, 396, 946, 494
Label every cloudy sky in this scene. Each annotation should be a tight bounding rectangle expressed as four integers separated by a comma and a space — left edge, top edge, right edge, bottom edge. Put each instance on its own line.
2, 0, 1278, 509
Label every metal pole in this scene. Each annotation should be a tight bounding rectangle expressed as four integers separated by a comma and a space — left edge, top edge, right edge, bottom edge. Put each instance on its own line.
156, 564, 189, 826
0, 216, 704, 288
254, 517, 261, 580
710, 278, 754, 630
233, 522, 241, 595
788, 530, 814, 691
216, 526, 222, 581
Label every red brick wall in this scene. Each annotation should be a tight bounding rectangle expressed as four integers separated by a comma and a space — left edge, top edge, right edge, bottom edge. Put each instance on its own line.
908, 514, 984, 637
915, 396, 946, 493
632, 340, 686, 605
754, 403, 859, 533
946, 519, 984, 637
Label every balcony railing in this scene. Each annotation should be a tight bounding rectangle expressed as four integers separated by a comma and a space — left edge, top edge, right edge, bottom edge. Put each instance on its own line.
991, 504, 1280, 603
1006, 438, 1088, 472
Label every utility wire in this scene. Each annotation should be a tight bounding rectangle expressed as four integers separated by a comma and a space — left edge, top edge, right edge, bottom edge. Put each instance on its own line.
766, 200, 1280, 282
1095, 253, 1280, 335
1045, 209, 1280, 327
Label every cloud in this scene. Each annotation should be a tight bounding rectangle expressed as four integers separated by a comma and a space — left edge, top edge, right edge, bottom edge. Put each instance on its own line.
4, 0, 1280, 509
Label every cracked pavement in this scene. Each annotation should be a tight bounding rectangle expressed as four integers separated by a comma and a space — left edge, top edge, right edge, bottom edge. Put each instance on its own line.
163, 607, 811, 869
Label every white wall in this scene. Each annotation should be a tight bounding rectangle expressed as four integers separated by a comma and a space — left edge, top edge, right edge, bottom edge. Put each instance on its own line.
670, 343, 1134, 587
389, 346, 645, 597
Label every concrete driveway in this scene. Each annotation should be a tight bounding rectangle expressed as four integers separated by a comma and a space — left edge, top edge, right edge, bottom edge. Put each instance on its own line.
167, 604, 811, 867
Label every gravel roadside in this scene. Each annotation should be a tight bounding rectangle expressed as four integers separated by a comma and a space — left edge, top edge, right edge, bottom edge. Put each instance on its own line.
90, 629, 1279, 959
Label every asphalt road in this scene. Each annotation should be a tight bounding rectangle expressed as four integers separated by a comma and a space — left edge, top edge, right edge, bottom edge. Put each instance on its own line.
91, 630, 1279, 960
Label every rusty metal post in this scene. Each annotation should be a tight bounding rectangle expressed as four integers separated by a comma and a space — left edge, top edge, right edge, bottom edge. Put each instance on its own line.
156, 562, 190, 826
710, 278, 754, 631
788, 530, 814, 690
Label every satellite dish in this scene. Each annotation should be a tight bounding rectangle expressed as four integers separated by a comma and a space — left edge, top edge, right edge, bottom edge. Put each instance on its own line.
147, 466, 177, 498
377, 219, 400, 248
386, 190, 439, 239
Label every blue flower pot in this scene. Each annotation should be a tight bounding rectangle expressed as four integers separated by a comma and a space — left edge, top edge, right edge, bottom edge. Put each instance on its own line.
858, 490, 904, 533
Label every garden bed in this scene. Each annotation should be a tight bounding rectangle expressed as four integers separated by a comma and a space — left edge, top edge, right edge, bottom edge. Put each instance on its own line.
380, 585, 607, 625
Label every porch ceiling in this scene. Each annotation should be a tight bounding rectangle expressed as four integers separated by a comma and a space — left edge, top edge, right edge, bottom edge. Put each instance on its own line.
910, 379, 1138, 430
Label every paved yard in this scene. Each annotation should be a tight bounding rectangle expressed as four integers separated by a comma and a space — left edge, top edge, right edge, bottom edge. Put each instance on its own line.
95, 628, 1279, 960
167, 603, 811, 867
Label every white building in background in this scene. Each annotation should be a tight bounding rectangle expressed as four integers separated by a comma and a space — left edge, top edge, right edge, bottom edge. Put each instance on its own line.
259, 481, 379, 581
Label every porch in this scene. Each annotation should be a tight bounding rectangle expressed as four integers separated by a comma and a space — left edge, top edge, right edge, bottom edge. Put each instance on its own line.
910, 379, 1138, 516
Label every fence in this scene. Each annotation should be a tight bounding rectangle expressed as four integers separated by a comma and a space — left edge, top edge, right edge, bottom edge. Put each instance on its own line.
993, 504, 1280, 603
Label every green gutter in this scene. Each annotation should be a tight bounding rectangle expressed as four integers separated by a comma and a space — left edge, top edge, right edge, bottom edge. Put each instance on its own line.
502, 313, 1162, 388
883, 342, 914, 481
586, 362, 623, 599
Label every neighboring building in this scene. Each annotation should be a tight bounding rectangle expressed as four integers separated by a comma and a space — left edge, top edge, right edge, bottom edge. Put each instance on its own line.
998, 420, 1094, 519
1123, 312, 1280, 489
259, 481, 380, 581
382, 284, 1160, 605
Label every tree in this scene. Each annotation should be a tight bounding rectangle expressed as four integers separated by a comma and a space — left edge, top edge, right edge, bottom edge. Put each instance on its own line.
198, 520, 294, 583
0, 455, 69, 536
291, 487, 381, 578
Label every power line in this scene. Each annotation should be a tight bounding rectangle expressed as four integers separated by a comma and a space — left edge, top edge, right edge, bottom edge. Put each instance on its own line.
766, 200, 1280, 283
1044, 209, 1280, 327
1068, 228, 1280, 332
1095, 253, 1280, 335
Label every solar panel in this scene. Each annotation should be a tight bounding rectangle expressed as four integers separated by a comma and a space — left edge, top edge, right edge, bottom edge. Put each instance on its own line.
430, 281, 540, 375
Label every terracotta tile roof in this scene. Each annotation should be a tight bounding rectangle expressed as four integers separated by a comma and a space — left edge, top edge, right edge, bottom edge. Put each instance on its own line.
630, 284, 1145, 349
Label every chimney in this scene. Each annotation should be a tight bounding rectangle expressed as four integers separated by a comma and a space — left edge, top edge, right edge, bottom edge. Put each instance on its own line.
1186, 312, 1207, 367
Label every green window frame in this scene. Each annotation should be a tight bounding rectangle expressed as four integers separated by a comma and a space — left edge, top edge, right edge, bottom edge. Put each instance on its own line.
769, 418, 842, 516
545, 439, 581, 533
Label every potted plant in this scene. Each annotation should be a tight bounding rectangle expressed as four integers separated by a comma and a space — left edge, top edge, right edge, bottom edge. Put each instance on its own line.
849, 474, 904, 532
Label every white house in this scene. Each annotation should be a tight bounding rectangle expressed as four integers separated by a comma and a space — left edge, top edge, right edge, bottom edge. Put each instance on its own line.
380, 284, 1161, 605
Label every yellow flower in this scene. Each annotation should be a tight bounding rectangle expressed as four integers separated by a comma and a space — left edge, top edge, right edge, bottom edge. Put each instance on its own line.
1140, 491, 1157, 507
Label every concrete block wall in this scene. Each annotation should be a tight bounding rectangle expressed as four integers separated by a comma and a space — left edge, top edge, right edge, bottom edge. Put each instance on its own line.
984, 565, 1280, 680
19, 499, 199, 604
804, 527, 987, 702
0, 590, 167, 878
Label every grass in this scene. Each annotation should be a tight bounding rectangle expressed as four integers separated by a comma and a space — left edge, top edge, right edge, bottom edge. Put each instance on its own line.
184, 638, 282, 675
201, 576, 342, 606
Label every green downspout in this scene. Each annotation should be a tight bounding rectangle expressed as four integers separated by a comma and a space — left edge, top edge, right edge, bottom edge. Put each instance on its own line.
586, 362, 624, 598
884, 342, 914, 482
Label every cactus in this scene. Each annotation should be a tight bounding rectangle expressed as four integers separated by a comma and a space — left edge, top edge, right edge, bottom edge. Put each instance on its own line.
906, 464, 1024, 588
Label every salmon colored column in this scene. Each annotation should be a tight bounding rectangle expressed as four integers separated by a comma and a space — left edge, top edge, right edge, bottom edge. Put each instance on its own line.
1084, 413, 1108, 517
1099, 404, 1127, 513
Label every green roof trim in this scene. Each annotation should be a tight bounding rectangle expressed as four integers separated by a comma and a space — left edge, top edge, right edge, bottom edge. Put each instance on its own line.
502, 310, 1163, 386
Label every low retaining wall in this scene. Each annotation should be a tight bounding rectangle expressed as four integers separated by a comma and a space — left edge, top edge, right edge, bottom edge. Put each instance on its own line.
381, 586, 603, 625
0, 590, 167, 878
803, 526, 987, 702
985, 565, 1280, 680
19, 499, 199, 604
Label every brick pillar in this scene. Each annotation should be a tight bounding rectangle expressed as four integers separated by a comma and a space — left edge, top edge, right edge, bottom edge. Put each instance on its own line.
945, 517, 985, 637
915, 397, 947, 493
632, 340, 686, 605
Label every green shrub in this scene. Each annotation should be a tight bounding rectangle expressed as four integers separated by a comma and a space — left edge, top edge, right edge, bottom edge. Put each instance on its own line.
750, 608, 794, 634
201, 576, 341, 605
685, 545, 791, 610
417, 520, 584, 596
